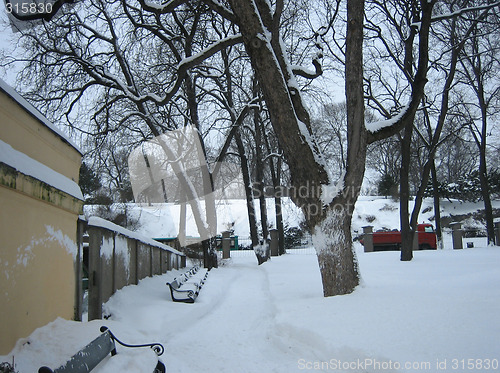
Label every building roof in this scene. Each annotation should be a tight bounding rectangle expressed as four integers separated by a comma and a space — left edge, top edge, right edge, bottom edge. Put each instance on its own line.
0, 79, 82, 155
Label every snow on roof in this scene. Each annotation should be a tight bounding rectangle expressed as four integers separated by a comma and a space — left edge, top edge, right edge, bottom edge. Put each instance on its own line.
87, 216, 184, 256
0, 138, 83, 200
0, 79, 82, 154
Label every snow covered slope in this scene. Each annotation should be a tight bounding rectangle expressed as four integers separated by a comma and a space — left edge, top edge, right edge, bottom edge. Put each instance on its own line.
92, 197, 499, 246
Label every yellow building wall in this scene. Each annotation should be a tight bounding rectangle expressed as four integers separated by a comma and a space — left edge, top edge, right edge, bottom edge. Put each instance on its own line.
0, 186, 79, 354
0, 86, 83, 355
0, 92, 81, 181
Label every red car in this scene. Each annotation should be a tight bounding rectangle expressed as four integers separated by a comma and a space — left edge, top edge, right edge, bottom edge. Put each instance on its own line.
361, 223, 437, 251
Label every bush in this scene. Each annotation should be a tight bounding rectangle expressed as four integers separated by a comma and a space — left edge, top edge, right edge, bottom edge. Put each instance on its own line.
378, 173, 398, 198
425, 169, 500, 202
0, 363, 17, 373
283, 226, 304, 249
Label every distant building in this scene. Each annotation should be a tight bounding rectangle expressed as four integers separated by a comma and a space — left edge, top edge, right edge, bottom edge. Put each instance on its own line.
0, 79, 84, 354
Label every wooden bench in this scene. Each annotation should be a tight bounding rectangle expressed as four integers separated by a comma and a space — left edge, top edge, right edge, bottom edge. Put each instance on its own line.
38, 326, 165, 373
167, 266, 209, 303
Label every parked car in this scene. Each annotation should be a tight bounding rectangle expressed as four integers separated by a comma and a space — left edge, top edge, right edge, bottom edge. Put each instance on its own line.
361, 223, 437, 251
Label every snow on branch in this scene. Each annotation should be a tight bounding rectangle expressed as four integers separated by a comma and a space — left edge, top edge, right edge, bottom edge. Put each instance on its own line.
292, 31, 324, 79
263, 152, 283, 162
428, 1, 500, 23
177, 34, 243, 71
97, 34, 243, 106
320, 169, 346, 206
137, 0, 186, 13
365, 104, 410, 133
137, 0, 238, 23
292, 59, 323, 80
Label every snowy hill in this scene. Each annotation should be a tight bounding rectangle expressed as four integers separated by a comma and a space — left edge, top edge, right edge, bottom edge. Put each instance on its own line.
86, 197, 500, 248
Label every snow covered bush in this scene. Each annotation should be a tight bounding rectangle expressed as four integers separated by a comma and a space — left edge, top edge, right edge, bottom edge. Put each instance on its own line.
0, 362, 16, 373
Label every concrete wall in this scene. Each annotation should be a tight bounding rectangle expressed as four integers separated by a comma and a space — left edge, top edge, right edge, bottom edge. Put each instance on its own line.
87, 219, 186, 320
0, 83, 83, 354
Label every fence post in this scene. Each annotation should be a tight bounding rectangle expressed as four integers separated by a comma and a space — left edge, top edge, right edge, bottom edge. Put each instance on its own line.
222, 231, 231, 259
74, 217, 87, 321
450, 222, 463, 250
495, 221, 500, 246
362, 226, 374, 252
412, 227, 419, 251
87, 226, 102, 320
270, 229, 279, 256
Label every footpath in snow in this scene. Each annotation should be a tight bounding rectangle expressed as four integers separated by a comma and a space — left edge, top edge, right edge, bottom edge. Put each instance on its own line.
2, 245, 500, 373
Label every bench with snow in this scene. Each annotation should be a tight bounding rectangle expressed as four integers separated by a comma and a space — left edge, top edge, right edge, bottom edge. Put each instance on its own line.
38, 326, 165, 373
167, 266, 209, 303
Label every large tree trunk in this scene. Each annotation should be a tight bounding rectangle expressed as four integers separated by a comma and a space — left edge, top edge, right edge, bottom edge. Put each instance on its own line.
312, 202, 360, 296
229, 0, 363, 295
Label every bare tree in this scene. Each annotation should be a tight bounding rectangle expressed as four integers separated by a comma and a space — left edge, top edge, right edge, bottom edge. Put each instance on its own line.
311, 102, 347, 175
456, 9, 500, 243
10, 0, 496, 295
362, 0, 499, 259
408, 1, 494, 250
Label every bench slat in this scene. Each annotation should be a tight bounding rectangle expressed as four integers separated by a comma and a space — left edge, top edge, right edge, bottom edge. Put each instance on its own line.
39, 328, 165, 373
39, 331, 116, 373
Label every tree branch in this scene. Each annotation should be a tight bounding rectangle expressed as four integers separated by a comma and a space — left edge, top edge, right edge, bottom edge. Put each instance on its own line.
429, 1, 500, 23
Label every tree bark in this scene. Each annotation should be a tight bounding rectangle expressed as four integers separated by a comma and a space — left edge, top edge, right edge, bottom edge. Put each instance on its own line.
400, 129, 414, 261
261, 118, 285, 256
474, 68, 495, 245
313, 0, 366, 296
235, 131, 260, 249
397, 0, 435, 261
254, 103, 270, 258
477, 108, 495, 245
431, 160, 443, 249
185, 73, 218, 269
273, 157, 285, 255
229, 0, 362, 295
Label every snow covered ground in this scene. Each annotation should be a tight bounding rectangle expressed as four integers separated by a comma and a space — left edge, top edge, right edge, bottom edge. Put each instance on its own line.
2, 244, 500, 373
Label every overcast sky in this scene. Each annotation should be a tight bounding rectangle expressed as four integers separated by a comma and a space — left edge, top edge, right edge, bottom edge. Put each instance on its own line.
0, 1, 20, 85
